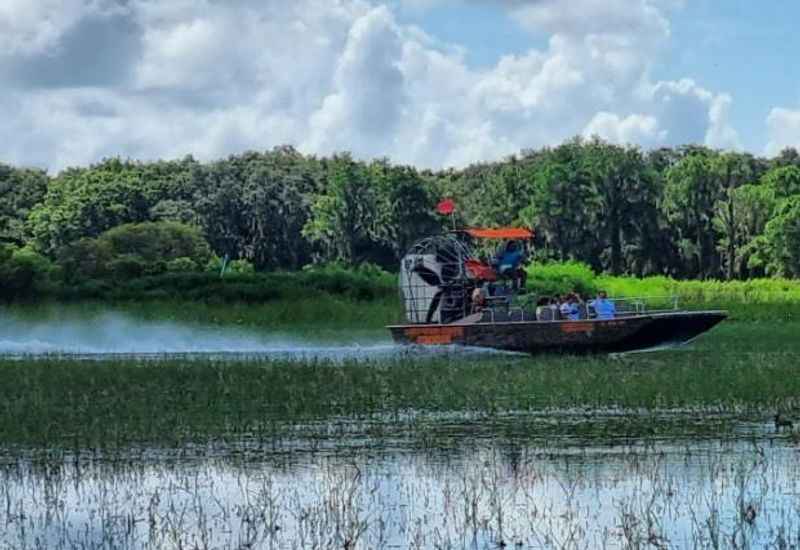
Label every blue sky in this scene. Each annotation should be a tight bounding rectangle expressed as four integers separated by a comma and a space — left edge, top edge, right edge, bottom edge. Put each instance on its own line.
396, 0, 800, 153
667, 1, 800, 151
2, 0, 800, 171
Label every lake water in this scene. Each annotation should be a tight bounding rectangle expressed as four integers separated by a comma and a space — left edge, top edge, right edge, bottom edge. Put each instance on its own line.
2, 306, 798, 549
2, 418, 798, 549
0, 306, 527, 362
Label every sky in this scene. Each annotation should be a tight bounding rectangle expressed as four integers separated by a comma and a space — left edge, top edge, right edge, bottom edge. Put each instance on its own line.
2, 0, 800, 173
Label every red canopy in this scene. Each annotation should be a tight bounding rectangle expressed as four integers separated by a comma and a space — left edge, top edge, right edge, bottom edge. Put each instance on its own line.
464, 228, 534, 240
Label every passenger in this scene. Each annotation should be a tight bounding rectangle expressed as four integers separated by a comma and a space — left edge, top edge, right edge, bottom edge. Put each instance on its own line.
578, 294, 590, 319
549, 295, 562, 319
536, 297, 553, 321
471, 282, 488, 313
589, 290, 616, 320
559, 293, 583, 321
497, 241, 526, 290
545, 297, 560, 321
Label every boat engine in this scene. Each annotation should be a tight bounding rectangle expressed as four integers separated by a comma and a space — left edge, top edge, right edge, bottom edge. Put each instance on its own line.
399, 235, 473, 324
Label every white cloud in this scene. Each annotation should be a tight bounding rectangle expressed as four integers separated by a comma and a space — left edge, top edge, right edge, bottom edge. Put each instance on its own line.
583, 112, 664, 145
0, 0, 129, 56
766, 108, 800, 156
706, 93, 740, 149
305, 6, 407, 157
0, 0, 742, 172
511, 0, 670, 41
0, 0, 86, 55
645, 79, 740, 148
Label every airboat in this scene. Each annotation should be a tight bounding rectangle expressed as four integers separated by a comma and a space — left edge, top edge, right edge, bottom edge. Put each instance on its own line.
387, 229, 726, 354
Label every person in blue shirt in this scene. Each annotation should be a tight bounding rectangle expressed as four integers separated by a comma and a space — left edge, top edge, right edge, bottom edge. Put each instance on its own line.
497, 241, 527, 289
559, 293, 583, 320
589, 290, 616, 320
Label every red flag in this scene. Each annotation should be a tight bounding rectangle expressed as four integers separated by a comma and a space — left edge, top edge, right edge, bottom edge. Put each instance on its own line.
436, 198, 455, 215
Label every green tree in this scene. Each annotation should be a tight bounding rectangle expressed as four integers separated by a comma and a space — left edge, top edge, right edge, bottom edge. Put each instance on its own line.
57, 221, 212, 281
29, 158, 199, 255
584, 140, 662, 275
663, 150, 722, 278
522, 139, 601, 268
723, 185, 776, 277
771, 147, 800, 168
196, 148, 319, 270
0, 243, 55, 298
0, 164, 48, 246
371, 161, 441, 260
710, 152, 754, 279
303, 153, 383, 265
761, 196, 800, 276
761, 165, 800, 198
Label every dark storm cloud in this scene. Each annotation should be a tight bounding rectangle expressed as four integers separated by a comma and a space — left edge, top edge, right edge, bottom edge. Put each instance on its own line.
2, 11, 142, 89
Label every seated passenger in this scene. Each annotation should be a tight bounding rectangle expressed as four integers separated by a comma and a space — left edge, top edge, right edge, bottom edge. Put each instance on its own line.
471, 283, 488, 313
559, 293, 583, 321
536, 297, 553, 321
550, 295, 563, 319
589, 290, 616, 320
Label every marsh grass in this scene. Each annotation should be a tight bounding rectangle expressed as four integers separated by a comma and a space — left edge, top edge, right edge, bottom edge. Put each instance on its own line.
12, 261, 800, 325
523, 261, 800, 320
2, 321, 799, 447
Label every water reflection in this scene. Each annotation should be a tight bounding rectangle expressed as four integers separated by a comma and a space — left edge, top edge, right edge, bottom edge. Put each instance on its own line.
1, 429, 798, 549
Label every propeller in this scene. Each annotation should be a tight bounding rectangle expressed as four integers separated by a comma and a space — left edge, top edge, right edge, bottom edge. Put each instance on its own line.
411, 264, 465, 323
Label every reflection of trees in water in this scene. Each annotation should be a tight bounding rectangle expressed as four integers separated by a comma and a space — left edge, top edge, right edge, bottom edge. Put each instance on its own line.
1, 438, 798, 549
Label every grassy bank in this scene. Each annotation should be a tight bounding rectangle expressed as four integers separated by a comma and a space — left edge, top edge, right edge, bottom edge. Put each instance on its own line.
2, 321, 798, 447
7, 260, 800, 323
527, 261, 800, 320
54, 264, 396, 303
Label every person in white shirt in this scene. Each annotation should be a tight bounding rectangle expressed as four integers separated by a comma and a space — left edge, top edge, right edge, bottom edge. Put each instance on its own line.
471, 282, 489, 313
589, 290, 616, 320
536, 296, 554, 321
559, 293, 583, 321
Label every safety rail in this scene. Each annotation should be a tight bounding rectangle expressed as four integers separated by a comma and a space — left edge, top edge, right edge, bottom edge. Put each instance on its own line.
399, 284, 682, 325
606, 295, 680, 316
397, 232, 685, 326
478, 294, 681, 324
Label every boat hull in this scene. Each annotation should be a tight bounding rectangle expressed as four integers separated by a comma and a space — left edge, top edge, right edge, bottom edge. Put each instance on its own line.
387, 311, 727, 354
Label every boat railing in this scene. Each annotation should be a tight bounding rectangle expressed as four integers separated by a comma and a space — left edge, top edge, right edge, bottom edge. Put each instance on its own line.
481, 299, 531, 324
479, 295, 681, 323
400, 286, 682, 325
604, 295, 680, 316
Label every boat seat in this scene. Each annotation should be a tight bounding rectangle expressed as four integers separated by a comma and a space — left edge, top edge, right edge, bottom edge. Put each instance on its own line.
509, 309, 535, 322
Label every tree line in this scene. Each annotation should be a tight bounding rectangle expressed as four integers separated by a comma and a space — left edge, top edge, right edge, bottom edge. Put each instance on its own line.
3, 137, 800, 291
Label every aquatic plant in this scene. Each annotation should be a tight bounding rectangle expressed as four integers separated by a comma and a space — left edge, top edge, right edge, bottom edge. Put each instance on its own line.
0, 320, 798, 447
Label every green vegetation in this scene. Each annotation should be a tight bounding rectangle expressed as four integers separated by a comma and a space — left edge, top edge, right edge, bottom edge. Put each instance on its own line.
5, 140, 800, 302
0, 320, 796, 447
525, 260, 800, 320
57, 221, 212, 282
7, 143, 800, 550
8, 261, 800, 326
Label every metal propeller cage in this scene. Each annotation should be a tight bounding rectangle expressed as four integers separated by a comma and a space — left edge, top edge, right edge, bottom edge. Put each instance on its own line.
399, 234, 476, 324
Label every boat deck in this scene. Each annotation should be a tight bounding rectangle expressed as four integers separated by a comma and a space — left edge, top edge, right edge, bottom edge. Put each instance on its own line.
387, 310, 728, 354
